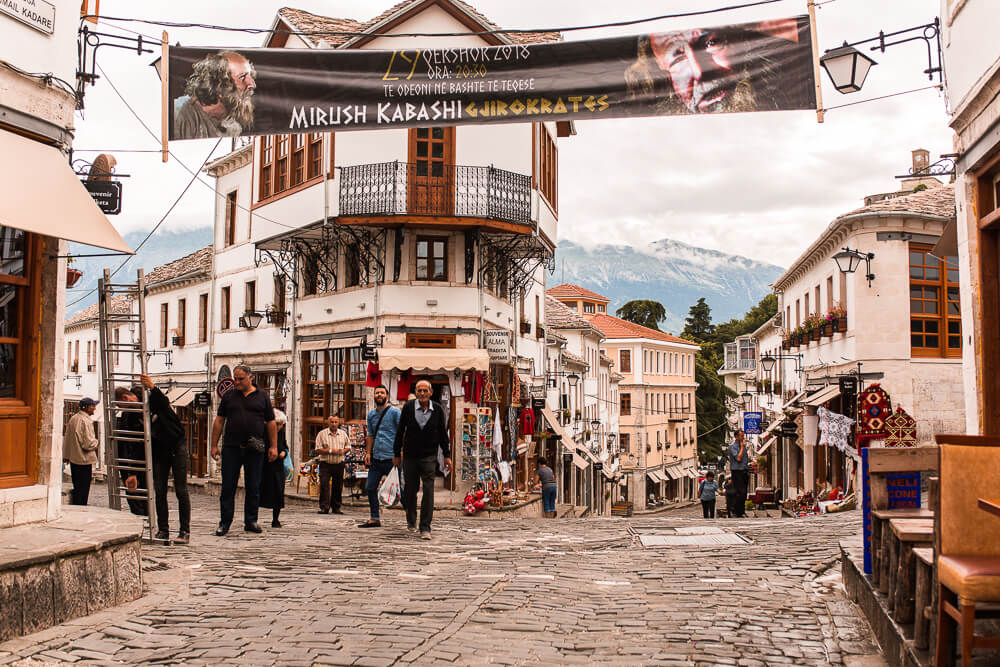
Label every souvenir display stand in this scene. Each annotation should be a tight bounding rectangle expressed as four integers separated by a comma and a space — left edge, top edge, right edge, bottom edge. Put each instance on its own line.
345, 423, 369, 498
461, 407, 494, 483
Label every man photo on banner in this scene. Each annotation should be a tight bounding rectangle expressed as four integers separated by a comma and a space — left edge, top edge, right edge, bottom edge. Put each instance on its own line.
626, 18, 813, 115
174, 51, 257, 139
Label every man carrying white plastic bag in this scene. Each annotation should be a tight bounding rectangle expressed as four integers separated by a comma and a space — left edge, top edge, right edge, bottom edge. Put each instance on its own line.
378, 467, 402, 506
358, 385, 402, 528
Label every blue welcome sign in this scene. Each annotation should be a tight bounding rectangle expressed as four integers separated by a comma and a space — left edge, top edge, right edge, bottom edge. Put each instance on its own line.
743, 412, 762, 435
886, 472, 921, 509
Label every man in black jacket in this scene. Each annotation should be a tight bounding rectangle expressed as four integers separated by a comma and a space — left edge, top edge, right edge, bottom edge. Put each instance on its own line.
140, 374, 191, 544
393, 379, 452, 540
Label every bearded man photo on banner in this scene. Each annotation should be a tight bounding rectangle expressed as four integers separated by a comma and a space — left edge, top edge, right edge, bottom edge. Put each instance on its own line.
626, 18, 814, 115
174, 50, 258, 139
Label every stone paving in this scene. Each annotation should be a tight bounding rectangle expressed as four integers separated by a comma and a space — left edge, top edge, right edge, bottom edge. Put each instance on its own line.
0, 495, 886, 666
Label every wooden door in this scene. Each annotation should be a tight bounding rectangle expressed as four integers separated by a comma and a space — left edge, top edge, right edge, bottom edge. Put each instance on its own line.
408, 127, 454, 216
0, 229, 41, 490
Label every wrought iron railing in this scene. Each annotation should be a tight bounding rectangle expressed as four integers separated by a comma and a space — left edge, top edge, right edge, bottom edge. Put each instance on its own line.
723, 342, 757, 370
339, 161, 532, 225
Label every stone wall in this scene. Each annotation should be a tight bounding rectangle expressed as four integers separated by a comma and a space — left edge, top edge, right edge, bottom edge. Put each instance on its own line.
0, 541, 141, 641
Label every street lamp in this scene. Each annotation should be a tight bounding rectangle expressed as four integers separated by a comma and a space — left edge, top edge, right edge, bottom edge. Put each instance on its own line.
240, 311, 264, 329
819, 43, 877, 93
833, 247, 876, 288
567, 373, 579, 388
820, 19, 942, 95
759, 352, 803, 374
740, 391, 753, 410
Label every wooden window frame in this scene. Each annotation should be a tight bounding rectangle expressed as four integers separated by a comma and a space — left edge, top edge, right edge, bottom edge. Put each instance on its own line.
290, 134, 306, 188
245, 280, 256, 315
405, 333, 456, 348
221, 286, 231, 330
620, 392, 631, 416
160, 302, 169, 348
974, 152, 1000, 434
300, 348, 366, 460
415, 236, 448, 282
224, 190, 237, 246
176, 298, 186, 347
257, 134, 331, 206
259, 136, 274, 200
198, 293, 208, 343
909, 242, 961, 358
537, 124, 558, 214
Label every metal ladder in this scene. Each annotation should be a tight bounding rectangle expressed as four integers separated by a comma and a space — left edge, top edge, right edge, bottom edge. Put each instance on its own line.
97, 268, 159, 542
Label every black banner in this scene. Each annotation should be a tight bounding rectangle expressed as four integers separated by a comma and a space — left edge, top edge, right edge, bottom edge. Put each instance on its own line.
168, 16, 815, 140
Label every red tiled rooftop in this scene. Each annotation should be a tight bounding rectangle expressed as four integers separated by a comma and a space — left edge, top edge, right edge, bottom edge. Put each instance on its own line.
546, 284, 610, 303
585, 313, 696, 346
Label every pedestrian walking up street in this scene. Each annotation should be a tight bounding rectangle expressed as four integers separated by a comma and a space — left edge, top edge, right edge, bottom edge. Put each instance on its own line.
699, 471, 718, 519
729, 430, 750, 518
259, 409, 289, 528
393, 379, 452, 540
359, 385, 401, 528
535, 457, 557, 518
314, 414, 348, 515
210, 365, 277, 536
63, 397, 100, 506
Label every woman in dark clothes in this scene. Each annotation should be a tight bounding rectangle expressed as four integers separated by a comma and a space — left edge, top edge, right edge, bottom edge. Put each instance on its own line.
259, 409, 288, 527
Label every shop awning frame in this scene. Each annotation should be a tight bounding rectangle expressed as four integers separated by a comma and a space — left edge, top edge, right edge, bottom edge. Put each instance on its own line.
805, 384, 841, 407
0, 131, 132, 253
377, 348, 490, 373
756, 435, 776, 456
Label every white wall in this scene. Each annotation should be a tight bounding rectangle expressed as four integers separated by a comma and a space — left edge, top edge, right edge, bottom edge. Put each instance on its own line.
0, 0, 77, 85
941, 0, 1000, 114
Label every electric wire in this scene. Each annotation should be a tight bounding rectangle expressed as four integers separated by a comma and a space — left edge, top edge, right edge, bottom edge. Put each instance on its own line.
95, 64, 299, 232
66, 138, 221, 309
0, 58, 77, 101
821, 84, 942, 112
84, 0, 789, 40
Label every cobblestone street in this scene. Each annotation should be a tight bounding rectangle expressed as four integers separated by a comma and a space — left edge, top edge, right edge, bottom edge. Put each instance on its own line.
1, 496, 884, 666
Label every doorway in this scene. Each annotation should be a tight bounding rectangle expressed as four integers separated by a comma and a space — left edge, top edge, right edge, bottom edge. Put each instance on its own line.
408, 127, 455, 216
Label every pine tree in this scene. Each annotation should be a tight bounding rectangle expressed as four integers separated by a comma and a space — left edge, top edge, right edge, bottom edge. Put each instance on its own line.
615, 299, 666, 331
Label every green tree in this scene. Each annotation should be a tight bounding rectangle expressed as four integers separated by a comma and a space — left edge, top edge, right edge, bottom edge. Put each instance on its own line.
682, 297, 715, 342
616, 299, 667, 331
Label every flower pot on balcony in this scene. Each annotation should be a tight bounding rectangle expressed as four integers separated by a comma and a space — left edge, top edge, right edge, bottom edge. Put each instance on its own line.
172, 336, 184, 347
66, 268, 83, 288
809, 328, 820, 342
535, 325, 545, 339
520, 321, 531, 335
836, 316, 847, 332
820, 322, 833, 338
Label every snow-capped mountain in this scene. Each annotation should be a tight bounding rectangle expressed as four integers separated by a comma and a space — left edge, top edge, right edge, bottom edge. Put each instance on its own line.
552, 239, 784, 333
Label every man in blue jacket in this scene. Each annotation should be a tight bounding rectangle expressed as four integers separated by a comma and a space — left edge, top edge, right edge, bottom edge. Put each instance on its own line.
393, 379, 452, 540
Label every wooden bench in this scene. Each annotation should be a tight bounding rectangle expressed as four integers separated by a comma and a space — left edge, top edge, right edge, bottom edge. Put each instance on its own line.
888, 517, 934, 623
912, 546, 935, 650
873, 508, 933, 591
611, 502, 633, 517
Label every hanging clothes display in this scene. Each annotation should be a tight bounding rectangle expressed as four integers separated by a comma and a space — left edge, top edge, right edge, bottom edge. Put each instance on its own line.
506, 407, 517, 461
365, 361, 382, 387
519, 407, 536, 437
817, 406, 856, 458
396, 370, 413, 401
884, 407, 918, 447
493, 408, 504, 461
857, 384, 892, 444
462, 371, 484, 403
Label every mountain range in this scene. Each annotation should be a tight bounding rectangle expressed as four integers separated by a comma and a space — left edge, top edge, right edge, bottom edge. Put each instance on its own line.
66, 230, 783, 331
552, 239, 784, 333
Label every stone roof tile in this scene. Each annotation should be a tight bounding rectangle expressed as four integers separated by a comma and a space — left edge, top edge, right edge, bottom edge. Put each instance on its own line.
838, 184, 955, 220
66, 295, 131, 326
545, 297, 592, 329
145, 246, 213, 287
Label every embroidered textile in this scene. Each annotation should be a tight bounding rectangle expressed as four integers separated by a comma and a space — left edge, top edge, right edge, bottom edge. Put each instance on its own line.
857, 384, 892, 444
884, 407, 918, 447
817, 406, 856, 457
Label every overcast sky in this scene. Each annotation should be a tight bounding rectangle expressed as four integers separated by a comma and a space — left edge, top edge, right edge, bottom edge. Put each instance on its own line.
74, 0, 950, 268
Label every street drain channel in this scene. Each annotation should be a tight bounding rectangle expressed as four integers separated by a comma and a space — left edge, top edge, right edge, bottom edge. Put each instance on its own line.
637, 526, 751, 547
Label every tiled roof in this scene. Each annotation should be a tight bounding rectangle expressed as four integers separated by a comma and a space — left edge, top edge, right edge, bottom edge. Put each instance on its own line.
145, 246, 213, 287
278, 2, 559, 49
545, 297, 592, 329
585, 313, 695, 345
66, 295, 132, 327
838, 184, 955, 220
561, 349, 586, 366
546, 284, 610, 302
599, 352, 612, 365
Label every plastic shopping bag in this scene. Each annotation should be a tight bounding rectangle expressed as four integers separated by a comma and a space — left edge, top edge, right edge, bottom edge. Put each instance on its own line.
283, 453, 293, 482
378, 466, 401, 506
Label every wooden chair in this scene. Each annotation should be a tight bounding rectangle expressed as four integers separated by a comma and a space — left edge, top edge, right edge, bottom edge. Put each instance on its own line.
934, 435, 1000, 666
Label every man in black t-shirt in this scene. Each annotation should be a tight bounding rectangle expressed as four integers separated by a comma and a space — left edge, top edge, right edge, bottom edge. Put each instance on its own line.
210, 364, 277, 536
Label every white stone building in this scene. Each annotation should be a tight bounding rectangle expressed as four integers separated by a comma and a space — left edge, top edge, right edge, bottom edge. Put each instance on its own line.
198, 1, 566, 497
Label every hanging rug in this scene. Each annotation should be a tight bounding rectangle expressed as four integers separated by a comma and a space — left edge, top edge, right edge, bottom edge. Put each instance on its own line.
884, 406, 917, 447
857, 383, 892, 445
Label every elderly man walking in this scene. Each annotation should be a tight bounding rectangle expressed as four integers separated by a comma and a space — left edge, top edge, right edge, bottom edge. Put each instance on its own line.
64, 397, 100, 505
729, 430, 750, 518
314, 415, 349, 515
210, 365, 277, 536
393, 379, 452, 540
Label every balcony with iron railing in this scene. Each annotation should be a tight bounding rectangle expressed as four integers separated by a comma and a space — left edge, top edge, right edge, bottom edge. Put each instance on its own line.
721, 341, 757, 373
338, 161, 533, 229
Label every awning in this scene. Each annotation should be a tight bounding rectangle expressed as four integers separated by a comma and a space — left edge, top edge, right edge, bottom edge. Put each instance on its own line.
757, 435, 776, 456
164, 387, 188, 402
931, 217, 958, 260
299, 336, 362, 352
687, 469, 699, 479
539, 407, 600, 466
781, 389, 809, 411
646, 470, 660, 483
378, 348, 490, 373
759, 417, 783, 440
665, 466, 683, 480
0, 131, 132, 253
805, 384, 841, 407
571, 450, 588, 470
173, 389, 195, 407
